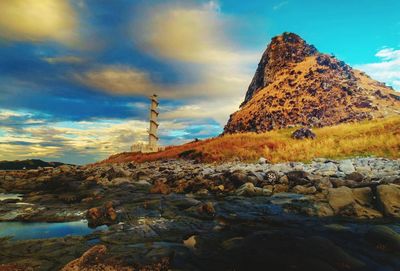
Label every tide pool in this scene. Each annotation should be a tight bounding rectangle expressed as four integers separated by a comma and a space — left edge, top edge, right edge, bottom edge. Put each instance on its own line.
0, 220, 107, 240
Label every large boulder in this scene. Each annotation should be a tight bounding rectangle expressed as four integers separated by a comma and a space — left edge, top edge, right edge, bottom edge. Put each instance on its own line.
291, 128, 316, 139
327, 187, 382, 218
376, 184, 400, 217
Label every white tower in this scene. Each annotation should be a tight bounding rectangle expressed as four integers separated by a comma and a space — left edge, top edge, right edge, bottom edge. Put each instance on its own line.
131, 94, 164, 153
148, 94, 159, 151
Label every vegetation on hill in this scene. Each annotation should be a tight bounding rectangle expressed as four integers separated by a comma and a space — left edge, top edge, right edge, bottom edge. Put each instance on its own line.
103, 117, 400, 164
0, 159, 66, 170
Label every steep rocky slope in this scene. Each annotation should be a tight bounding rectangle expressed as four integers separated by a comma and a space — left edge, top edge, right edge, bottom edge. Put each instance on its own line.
224, 32, 400, 133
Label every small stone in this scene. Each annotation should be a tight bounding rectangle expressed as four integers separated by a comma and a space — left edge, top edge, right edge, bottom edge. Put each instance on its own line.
264, 170, 279, 184
258, 157, 269, 164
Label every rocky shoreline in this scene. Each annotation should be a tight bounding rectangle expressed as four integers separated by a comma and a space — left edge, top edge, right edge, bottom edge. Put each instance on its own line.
0, 157, 399, 270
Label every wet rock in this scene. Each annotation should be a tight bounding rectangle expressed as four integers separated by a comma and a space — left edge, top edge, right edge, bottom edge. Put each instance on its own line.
315, 178, 333, 191
292, 185, 317, 194
229, 170, 251, 187
86, 201, 118, 228
286, 171, 309, 186
352, 187, 373, 207
150, 179, 171, 195
376, 184, 400, 217
273, 184, 289, 193
327, 187, 382, 218
235, 183, 272, 196
278, 175, 289, 184
366, 225, 400, 252
291, 127, 316, 139
197, 202, 215, 216
304, 236, 366, 270
345, 172, 364, 182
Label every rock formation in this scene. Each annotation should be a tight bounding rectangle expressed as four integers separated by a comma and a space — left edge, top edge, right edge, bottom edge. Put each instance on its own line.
224, 32, 400, 133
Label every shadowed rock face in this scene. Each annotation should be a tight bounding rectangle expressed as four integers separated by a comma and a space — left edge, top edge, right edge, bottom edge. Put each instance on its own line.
224, 32, 400, 134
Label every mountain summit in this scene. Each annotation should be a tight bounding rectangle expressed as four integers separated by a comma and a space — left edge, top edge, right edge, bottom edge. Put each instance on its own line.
224, 32, 400, 133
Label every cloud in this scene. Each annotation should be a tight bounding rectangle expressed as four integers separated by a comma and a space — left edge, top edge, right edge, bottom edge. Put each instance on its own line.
0, 108, 222, 164
43, 56, 84, 64
355, 48, 400, 90
74, 66, 159, 96
0, 0, 79, 46
131, 1, 255, 65
273, 1, 289, 11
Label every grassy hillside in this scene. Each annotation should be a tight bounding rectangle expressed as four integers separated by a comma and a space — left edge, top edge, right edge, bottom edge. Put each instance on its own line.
103, 117, 400, 164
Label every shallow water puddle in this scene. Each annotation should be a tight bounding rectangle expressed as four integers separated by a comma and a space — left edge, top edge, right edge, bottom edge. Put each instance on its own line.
0, 220, 107, 240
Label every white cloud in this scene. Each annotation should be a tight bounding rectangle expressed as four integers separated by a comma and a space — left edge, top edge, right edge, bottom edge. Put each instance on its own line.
0, 0, 79, 46
355, 48, 400, 90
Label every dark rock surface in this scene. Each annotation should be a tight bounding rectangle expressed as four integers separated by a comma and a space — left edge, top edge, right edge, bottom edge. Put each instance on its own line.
0, 158, 399, 270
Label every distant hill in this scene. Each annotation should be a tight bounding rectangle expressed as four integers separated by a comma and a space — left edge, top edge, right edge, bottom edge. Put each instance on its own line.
0, 159, 67, 170
224, 32, 400, 134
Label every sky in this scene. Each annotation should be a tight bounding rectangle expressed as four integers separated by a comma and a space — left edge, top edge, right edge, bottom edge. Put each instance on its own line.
0, 0, 399, 164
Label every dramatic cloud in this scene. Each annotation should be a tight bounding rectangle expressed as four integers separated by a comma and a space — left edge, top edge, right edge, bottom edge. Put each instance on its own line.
356, 48, 400, 90
0, 108, 221, 164
0, 0, 79, 46
74, 1, 259, 123
75, 66, 158, 96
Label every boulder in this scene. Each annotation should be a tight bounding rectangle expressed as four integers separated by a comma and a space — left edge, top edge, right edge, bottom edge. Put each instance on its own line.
286, 171, 309, 186
328, 187, 382, 218
338, 160, 355, 174
236, 182, 272, 196
291, 128, 316, 139
292, 185, 316, 194
229, 170, 251, 187
273, 184, 289, 193
376, 184, 400, 217
345, 172, 364, 182
86, 201, 118, 228
314, 162, 338, 176
149, 179, 171, 195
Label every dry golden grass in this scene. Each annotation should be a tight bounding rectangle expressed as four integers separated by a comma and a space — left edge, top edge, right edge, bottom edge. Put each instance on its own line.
103, 117, 400, 164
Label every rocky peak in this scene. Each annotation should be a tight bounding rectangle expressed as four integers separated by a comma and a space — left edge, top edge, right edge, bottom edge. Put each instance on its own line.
225, 33, 400, 134
242, 32, 317, 106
